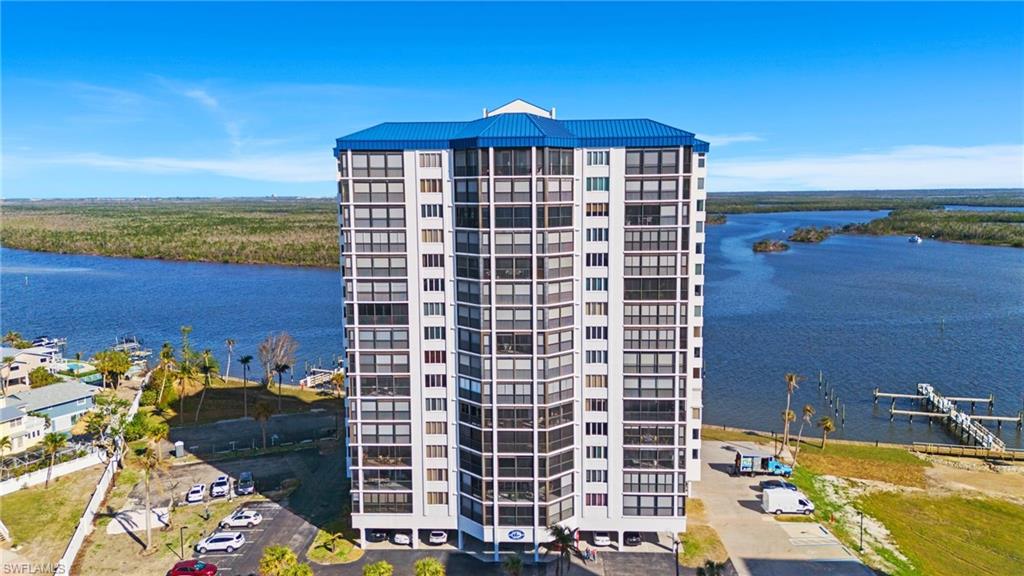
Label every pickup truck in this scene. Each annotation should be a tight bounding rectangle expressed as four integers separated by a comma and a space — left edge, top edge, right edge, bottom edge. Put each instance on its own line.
733, 449, 793, 477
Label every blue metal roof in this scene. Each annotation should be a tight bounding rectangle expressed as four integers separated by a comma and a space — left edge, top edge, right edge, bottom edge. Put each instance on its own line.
334, 113, 710, 154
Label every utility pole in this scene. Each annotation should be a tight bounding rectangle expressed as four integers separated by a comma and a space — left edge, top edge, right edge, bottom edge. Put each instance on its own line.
179, 525, 188, 559
859, 511, 864, 552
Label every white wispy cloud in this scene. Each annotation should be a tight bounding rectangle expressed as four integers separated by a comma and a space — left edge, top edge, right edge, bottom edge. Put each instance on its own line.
183, 88, 220, 110
713, 144, 1024, 192
697, 133, 763, 146
24, 151, 334, 183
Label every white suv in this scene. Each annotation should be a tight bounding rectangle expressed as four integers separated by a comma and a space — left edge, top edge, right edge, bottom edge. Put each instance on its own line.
210, 475, 230, 498
593, 532, 612, 546
185, 483, 206, 504
195, 531, 246, 554
428, 531, 448, 545
220, 509, 263, 529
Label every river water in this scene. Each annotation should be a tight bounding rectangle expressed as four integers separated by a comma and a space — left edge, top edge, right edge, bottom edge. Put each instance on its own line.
2, 210, 1022, 447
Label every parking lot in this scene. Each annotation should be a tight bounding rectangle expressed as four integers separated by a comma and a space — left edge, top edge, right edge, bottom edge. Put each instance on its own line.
697, 441, 874, 576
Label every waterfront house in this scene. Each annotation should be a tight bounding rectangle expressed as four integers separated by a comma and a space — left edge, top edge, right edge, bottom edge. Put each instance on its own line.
1, 344, 63, 388
0, 396, 47, 453
8, 381, 98, 435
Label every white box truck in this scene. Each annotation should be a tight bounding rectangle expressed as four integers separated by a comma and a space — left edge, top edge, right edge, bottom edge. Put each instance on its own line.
761, 488, 815, 515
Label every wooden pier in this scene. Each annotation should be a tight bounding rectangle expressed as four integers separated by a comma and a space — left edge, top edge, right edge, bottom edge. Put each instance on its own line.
874, 383, 1022, 452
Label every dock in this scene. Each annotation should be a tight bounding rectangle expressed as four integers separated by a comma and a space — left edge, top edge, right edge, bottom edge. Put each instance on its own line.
874, 383, 1022, 452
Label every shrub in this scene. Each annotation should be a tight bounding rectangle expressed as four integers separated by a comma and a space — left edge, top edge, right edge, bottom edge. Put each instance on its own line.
29, 367, 60, 388
363, 560, 394, 576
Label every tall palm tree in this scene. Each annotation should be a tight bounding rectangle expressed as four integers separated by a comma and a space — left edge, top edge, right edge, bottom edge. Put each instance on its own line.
0, 435, 12, 467
818, 416, 836, 450
781, 409, 795, 454
147, 422, 170, 461
179, 325, 193, 360
3, 331, 23, 346
781, 372, 804, 454
273, 363, 290, 412
223, 338, 235, 381
794, 404, 815, 464
156, 342, 175, 405
330, 370, 347, 440
194, 350, 218, 423
502, 554, 523, 576
547, 525, 581, 576
253, 401, 275, 449
176, 362, 194, 427
238, 355, 254, 418
139, 445, 165, 550
43, 432, 67, 487
1, 356, 14, 395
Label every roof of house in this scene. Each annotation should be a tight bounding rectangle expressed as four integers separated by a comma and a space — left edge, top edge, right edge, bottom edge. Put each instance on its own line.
334, 103, 710, 153
8, 381, 99, 412
1, 345, 59, 359
0, 400, 28, 423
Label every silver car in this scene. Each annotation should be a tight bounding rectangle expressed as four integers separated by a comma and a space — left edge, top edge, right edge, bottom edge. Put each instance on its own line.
195, 531, 246, 554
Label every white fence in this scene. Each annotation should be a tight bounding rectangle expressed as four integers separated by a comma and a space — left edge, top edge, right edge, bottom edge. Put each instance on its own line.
0, 451, 103, 497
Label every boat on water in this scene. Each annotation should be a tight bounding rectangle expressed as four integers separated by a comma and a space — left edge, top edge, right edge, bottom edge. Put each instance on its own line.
908, 235, 923, 244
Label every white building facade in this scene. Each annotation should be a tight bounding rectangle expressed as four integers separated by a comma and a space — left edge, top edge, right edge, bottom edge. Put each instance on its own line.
334, 100, 708, 556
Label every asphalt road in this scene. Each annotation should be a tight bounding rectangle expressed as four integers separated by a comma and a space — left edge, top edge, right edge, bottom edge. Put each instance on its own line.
169, 411, 339, 454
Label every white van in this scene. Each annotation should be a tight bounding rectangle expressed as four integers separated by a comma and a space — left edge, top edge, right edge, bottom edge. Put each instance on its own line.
761, 488, 815, 515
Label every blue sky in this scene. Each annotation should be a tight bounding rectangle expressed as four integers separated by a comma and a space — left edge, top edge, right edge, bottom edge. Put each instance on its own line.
3, 1, 1022, 197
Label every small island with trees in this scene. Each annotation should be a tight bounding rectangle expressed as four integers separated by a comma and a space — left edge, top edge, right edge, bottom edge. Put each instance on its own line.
788, 226, 834, 243
707, 213, 727, 225
752, 239, 790, 253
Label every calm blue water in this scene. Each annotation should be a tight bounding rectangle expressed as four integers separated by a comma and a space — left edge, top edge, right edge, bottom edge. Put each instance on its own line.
2, 210, 1022, 447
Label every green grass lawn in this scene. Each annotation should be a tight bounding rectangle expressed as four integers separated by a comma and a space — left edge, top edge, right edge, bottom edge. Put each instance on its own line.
859, 493, 1024, 576
306, 517, 364, 565
0, 464, 105, 565
793, 438, 930, 488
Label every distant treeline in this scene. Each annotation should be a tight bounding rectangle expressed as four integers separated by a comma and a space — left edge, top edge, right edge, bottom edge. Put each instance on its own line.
709, 190, 1024, 214
843, 209, 1024, 248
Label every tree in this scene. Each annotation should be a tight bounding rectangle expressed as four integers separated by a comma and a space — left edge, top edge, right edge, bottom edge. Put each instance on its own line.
176, 361, 194, 427
697, 560, 726, 576
273, 363, 290, 412
330, 370, 347, 440
794, 404, 815, 464
0, 435, 12, 465
1, 355, 14, 394
363, 561, 394, 576
254, 401, 275, 449
414, 557, 445, 576
93, 349, 131, 389
43, 432, 67, 487
29, 366, 60, 388
86, 393, 132, 468
257, 332, 298, 387
548, 524, 582, 576
147, 420, 170, 461
194, 350, 220, 423
258, 545, 313, 576
502, 555, 524, 576
139, 445, 165, 550
156, 342, 176, 405
780, 372, 804, 455
224, 338, 235, 381
3, 331, 30, 349
781, 409, 795, 454
818, 416, 836, 450
239, 355, 254, 418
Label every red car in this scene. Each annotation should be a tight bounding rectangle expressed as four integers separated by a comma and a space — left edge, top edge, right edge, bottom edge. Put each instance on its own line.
167, 560, 217, 576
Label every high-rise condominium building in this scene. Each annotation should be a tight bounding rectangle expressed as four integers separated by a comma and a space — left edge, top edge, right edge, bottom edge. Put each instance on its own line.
334, 100, 708, 557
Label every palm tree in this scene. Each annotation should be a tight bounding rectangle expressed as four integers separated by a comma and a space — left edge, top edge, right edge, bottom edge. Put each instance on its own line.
43, 432, 67, 487
223, 338, 235, 381
156, 342, 175, 405
176, 362, 194, 427
147, 421, 170, 461
238, 355, 253, 418
273, 363, 290, 412
794, 404, 815, 464
3, 331, 23, 346
818, 416, 836, 450
780, 372, 804, 454
1, 355, 14, 395
502, 554, 524, 576
330, 370, 347, 440
781, 409, 796, 454
194, 350, 218, 423
253, 401, 275, 449
259, 544, 298, 576
548, 524, 581, 576
139, 445, 165, 550
0, 435, 12, 466
697, 560, 726, 576
94, 350, 131, 389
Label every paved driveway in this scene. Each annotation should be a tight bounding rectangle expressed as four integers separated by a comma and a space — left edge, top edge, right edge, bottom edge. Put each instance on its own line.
696, 441, 873, 576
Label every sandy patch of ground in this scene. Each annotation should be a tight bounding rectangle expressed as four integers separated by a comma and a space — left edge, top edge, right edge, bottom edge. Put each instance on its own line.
923, 456, 1024, 504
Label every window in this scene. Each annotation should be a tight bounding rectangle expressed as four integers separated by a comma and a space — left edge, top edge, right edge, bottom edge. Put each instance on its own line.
541, 148, 574, 175
494, 179, 532, 203
696, 199, 705, 212
586, 302, 608, 316
352, 207, 405, 228
695, 263, 703, 276
421, 204, 443, 218
625, 178, 678, 201
585, 493, 608, 506
351, 152, 404, 178
425, 422, 446, 435
586, 399, 608, 412
586, 203, 609, 217
585, 375, 607, 388
425, 398, 447, 411
420, 153, 442, 168
624, 278, 677, 300
586, 326, 608, 340
623, 352, 676, 374
536, 205, 573, 228
495, 207, 532, 229
426, 444, 447, 457
586, 350, 608, 364
353, 231, 406, 253
423, 302, 445, 316
625, 255, 676, 276
422, 229, 444, 243
423, 278, 444, 292
624, 377, 675, 398
625, 149, 678, 175
586, 228, 608, 242
420, 179, 443, 193
425, 350, 446, 364
698, 153, 705, 168
623, 472, 673, 493
356, 280, 407, 302
586, 422, 608, 436
625, 204, 676, 226
697, 177, 705, 190
351, 181, 405, 203
586, 278, 608, 291
422, 254, 443, 268
423, 326, 445, 340
586, 151, 610, 166
586, 253, 608, 267
425, 374, 447, 388
586, 177, 609, 192
427, 492, 449, 505
586, 469, 608, 482
624, 304, 676, 325
586, 446, 608, 459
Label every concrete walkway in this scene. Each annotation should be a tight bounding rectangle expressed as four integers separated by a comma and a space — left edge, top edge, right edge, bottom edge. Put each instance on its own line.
696, 441, 873, 576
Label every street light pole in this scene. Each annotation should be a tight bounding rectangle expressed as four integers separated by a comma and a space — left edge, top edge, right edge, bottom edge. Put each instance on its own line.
673, 538, 681, 576
859, 511, 864, 552
179, 525, 188, 559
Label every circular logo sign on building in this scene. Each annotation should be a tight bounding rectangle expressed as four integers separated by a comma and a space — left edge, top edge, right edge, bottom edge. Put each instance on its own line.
508, 529, 525, 541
